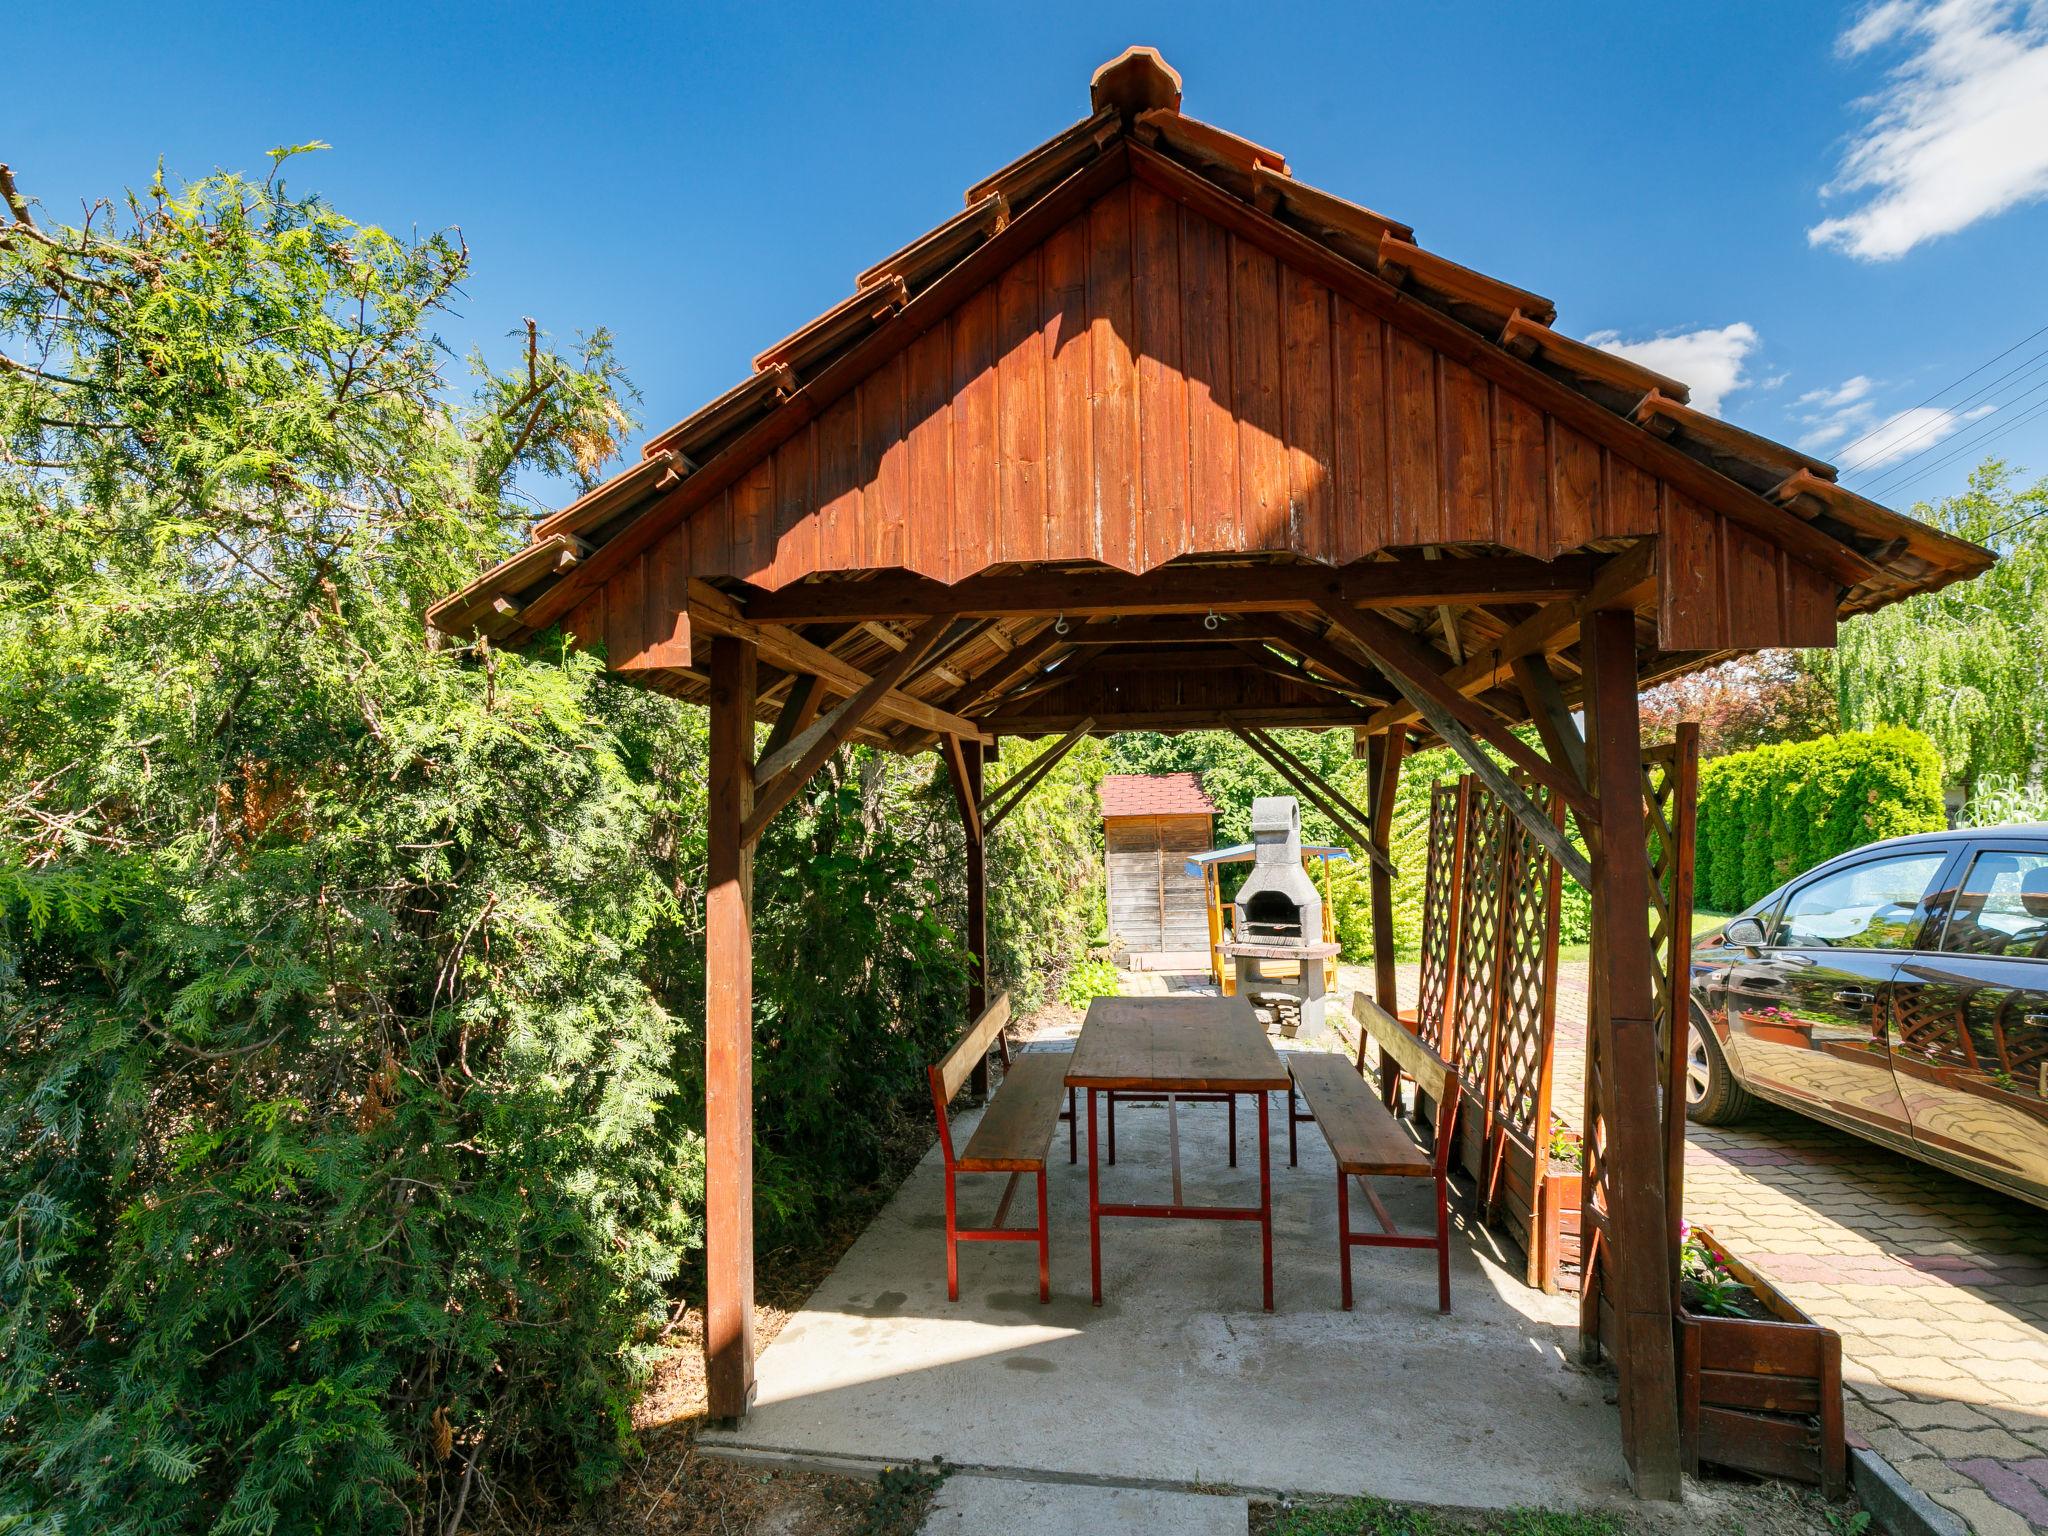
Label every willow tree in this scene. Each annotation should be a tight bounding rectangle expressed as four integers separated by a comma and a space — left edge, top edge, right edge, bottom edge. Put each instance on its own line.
1831, 462, 2047, 793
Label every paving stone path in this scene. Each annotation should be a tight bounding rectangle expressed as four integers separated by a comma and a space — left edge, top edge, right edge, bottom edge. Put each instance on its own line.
1135, 961, 2048, 1531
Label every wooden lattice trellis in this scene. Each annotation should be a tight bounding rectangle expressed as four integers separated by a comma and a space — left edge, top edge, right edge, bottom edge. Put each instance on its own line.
1412, 772, 1571, 1288
1412, 779, 1470, 1056
1580, 723, 1700, 1340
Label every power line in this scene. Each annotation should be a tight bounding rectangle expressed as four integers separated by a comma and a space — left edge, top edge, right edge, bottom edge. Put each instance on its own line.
1873, 395, 2048, 503
1856, 372, 2048, 500
1840, 343, 2048, 479
1828, 319, 2048, 465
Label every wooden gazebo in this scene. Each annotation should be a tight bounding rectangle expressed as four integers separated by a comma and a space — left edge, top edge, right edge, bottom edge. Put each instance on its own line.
429, 49, 1991, 1497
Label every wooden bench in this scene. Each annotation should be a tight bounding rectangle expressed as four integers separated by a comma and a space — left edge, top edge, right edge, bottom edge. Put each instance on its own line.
1286, 988, 1461, 1312
926, 993, 1074, 1303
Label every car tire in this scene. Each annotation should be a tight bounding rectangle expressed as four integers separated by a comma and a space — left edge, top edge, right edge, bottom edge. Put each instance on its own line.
1685, 1009, 1755, 1126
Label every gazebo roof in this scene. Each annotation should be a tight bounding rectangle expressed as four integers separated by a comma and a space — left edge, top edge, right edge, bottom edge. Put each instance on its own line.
428, 47, 1991, 750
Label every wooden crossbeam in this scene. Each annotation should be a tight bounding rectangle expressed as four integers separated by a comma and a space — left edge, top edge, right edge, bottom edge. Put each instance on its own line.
942, 733, 981, 843
1367, 542, 1656, 734
758, 672, 823, 763
1511, 654, 1589, 793
1229, 724, 1397, 878
1319, 602, 1594, 891
744, 554, 1604, 624
745, 617, 966, 843
982, 719, 1094, 833
1316, 601, 1600, 833
688, 580, 990, 744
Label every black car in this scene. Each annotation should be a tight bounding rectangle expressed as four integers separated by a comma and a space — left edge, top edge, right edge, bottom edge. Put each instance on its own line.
1687, 827, 2048, 1212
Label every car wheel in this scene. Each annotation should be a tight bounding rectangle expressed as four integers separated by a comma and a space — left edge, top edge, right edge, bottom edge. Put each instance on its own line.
1685, 1010, 1755, 1126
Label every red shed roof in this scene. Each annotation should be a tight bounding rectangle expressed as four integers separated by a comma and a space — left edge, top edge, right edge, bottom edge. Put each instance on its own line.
1100, 773, 1216, 819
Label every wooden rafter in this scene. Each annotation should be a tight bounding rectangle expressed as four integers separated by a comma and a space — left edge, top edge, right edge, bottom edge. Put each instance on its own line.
744, 554, 1604, 625
1228, 723, 1397, 877
745, 617, 969, 842
1316, 601, 1599, 832
689, 580, 990, 743
982, 719, 1093, 832
1367, 542, 1657, 734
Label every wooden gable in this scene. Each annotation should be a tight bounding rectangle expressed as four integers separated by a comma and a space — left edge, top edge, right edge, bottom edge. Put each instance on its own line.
563, 153, 1840, 673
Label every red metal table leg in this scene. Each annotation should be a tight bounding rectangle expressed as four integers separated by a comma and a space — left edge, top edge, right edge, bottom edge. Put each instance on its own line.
1258, 1089, 1274, 1312
1088, 1087, 1103, 1306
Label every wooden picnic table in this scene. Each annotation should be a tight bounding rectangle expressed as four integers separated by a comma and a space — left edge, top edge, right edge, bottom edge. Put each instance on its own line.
1065, 995, 1290, 1310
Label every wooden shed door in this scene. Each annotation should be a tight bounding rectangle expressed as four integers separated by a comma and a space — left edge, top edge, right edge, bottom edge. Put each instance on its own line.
1107, 815, 1212, 954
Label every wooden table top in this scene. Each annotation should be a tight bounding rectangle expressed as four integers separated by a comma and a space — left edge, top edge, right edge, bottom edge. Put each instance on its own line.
1066, 995, 1289, 1093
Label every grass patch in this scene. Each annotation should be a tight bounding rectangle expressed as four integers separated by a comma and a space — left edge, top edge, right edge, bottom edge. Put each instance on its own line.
1265, 1497, 1627, 1536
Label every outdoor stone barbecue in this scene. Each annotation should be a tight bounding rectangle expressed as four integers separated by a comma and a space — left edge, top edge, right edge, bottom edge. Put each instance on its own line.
1223, 796, 1337, 1035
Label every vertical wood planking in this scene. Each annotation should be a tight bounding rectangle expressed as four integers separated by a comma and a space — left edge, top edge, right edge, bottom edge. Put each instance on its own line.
1133, 182, 1189, 570
768, 432, 815, 589
1495, 391, 1547, 554
995, 248, 1047, 564
1550, 424, 1602, 554
563, 588, 604, 655
952, 286, 999, 582
1721, 520, 1782, 647
1331, 301, 1388, 563
1386, 330, 1437, 546
731, 454, 775, 584
858, 360, 908, 570
1088, 185, 1139, 570
1779, 550, 1839, 647
904, 324, 954, 580
1439, 356, 1492, 544
1181, 202, 1239, 552
1232, 233, 1287, 549
1658, 493, 1725, 650
1042, 215, 1093, 562
634, 519, 693, 668
814, 392, 862, 575
604, 549, 648, 666
1281, 267, 1335, 556
1608, 456, 1659, 539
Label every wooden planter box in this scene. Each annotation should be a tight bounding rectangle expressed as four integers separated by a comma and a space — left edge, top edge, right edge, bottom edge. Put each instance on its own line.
1678, 1229, 1846, 1498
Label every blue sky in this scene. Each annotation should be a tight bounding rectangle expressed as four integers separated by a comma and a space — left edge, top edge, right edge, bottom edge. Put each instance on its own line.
13, 1, 2048, 514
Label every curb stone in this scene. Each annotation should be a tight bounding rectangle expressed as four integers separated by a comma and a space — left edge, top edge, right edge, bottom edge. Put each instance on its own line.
1854, 1446, 1970, 1536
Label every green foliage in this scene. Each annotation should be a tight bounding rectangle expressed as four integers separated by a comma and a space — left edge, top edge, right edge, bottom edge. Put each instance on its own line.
1832, 463, 2048, 792
0, 152, 685, 1532
857, 1458, 950, 1536
1959, 773, 2048, 829
1692, 726, 1947, 913
1059, 957, 1122, 1007
1268, 1496, 1625, 1536
985, 736, 1105, 1012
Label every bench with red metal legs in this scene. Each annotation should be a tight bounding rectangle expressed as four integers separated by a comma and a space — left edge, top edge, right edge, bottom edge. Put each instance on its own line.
1287, 990, 1461, 1313
926, 993, 1074, 1304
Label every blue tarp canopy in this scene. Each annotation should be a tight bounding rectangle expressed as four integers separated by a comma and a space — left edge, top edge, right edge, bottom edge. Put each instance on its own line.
1184, 843, 1351, 877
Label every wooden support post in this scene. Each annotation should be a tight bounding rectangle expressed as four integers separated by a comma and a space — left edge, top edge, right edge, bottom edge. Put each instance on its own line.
1583, 608, 1682, 1500
962, 739, 991, 1100
705, 635, 757, 1421
1367, 731, 1405, 1043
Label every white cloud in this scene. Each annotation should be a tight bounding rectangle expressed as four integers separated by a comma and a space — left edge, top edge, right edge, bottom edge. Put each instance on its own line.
1797, 374, 1876, 409
1838, 403, 1996, 468
1810, 0, 2048, 260
1584, 322, 1760, 417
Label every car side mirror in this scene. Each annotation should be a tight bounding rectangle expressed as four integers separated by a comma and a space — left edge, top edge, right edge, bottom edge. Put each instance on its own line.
1724, 916, 1767, 952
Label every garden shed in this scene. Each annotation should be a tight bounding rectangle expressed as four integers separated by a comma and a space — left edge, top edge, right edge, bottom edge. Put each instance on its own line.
1101, 772, 1217, 967
427, 45, 1995, 1497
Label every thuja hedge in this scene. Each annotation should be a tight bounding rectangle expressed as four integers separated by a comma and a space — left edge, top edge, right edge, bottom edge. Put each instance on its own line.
1692, 725, 1947, 913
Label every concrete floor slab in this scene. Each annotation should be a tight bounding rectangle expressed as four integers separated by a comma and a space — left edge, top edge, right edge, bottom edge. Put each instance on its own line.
703, 1063, 1629, 1510
920, 1474, 1248, 1535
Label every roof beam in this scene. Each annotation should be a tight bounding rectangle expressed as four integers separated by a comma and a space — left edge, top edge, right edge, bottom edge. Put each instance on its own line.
982, 704, 1371, 734
743, 553, 1604, 625
1314, 599, 1600, 833
688, 580, 990, 742
1365, 541, 1658, 733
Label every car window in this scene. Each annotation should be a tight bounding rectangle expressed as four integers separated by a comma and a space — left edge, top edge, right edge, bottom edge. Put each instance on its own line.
1939, 850, 2048, 958
1769, 852, 1948, 949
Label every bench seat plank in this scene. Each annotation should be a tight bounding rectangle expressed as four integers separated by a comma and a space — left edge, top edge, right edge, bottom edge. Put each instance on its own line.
1289, 1053, 1431, 1177
959, 1051, 1071, 1171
